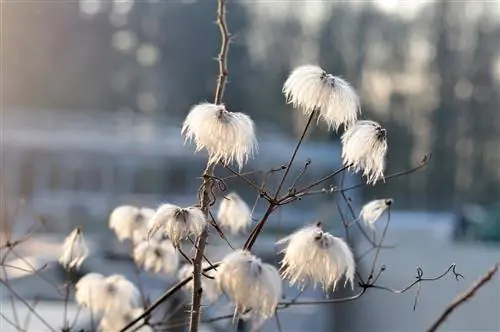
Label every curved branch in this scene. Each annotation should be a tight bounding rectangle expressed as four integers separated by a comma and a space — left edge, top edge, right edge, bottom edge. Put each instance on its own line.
427, 263, 498, 332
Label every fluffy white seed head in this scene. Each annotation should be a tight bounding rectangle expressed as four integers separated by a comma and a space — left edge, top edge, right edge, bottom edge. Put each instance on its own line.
277, 223, 355, 291
99, 308, 152, 332
75, 273, 141, 314
75, 273, 106, 315
181, 103, 257, 169
341, 120, 388, 185
178, 262, 220, 303
217, 192, 252, 235
148, 204, 206, 247
359, 198, 393, 229
59, 227, 88, 270
283, 65, 360, 131
109, 205, 155, 242
133, 238, 179, 274
216, 250, 282, 320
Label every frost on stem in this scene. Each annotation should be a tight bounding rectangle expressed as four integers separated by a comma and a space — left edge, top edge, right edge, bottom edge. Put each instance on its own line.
359, 198, 393, 230
59, 227, 88, 270
147, 204, 206, 247
217, 192, 252, 235
283, 64, 360, 131
277, 223, 355, 291
181, 102, 257, 169
216, 250, 282, 321
133, 237, 179, 275
75, 273, 141, 315
178, 262, 220, 303
341, 120, 388, 185
100, 307, 152, 332
109, 205, 155, 242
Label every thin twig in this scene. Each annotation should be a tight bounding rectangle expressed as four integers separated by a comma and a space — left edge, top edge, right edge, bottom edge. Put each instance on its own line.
342, 154, 431, 193
0, 311, 22, 331
367, 209, 392, 282
120, 263, 219, 332
274, 111, 316, 198
23, 297, 39, 331
426, 263, 498, 332
223, 165, 272, 201
365, 263, 463, 294
0, 278, 56, 332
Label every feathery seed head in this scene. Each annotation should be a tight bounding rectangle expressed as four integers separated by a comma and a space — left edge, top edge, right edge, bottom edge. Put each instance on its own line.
75, 273, 140, 315
217, 192, 252, 235
181, 102, 257, 169
215, 250, 282, 321
341, 120, 388, 185
359, 198, 393, 229
148, 204, 206, 247
283, 64, 360, 131
109, 205, 155, 243
99, 308, 152, 332
59, 227, 88, 270
133, 238, 179, 275
178, 262, 220, 303
277, 224, 355, 292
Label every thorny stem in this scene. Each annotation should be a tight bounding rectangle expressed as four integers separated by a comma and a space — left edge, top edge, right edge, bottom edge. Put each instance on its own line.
189, 166, 213, 332
426, 263, 499, 332
214, 0, 229, 105
189, 1, 230, 330
120, 264, 220, 332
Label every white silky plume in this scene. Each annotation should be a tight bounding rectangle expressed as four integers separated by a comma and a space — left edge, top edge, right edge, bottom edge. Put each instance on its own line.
181, 102, 257, 169
277, 224, 355, 291
59, 227, 88, 270
341, 120, 388, 185
215, 250, 282, 320
283, 64, 360, 131
178, 262, 220, 303
217, 192, 252, 235
148, 204, 206, 247
359, 198, 393, 229
75, 273, 141, 314
99, 308, 152, 332
133, 237, 179, 274
109, 205, 155, 242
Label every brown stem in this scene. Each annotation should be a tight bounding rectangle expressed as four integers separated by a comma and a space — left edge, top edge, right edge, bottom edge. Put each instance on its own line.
189, 1, 231, 330
243, 203, 276, 250
427, 263, 499, 332
213, 0, 229, 105
273, 110, 316, 198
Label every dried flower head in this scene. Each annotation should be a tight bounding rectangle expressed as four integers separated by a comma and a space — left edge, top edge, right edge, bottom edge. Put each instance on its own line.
216, 250, 282, 320
359, 198, 393, 229
277, 223, 355, 291
148, 204, 206, 247
178, 262, 219, 303
75, 273, 140, 314
59, 227, 88, 270
217, 192, 252, 235
283, 64, 360, 130
341, 120, 388, 185
109, 205, 155, 242
133, 238, 179, 274
181, 102, 257, 169
99, 308, 152, 332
